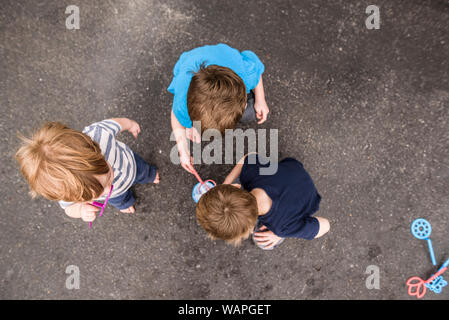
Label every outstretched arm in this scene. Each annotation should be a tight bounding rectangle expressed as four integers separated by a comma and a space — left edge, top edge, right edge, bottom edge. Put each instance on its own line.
253, 217, 330, 249
171, 111, 195, 173
223, 153, 257, 184
110, 118, 141, 138
253, 76, 269, 124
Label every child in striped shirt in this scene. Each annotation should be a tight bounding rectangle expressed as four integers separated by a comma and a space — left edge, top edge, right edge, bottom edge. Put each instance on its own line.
15, 118, 159, 223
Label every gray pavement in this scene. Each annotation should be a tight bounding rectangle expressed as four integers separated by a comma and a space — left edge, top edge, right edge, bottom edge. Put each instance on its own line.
1, 0, 448, 299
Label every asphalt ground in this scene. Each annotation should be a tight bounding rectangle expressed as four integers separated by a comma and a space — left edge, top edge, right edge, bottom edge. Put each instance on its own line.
1, 0, 448, 299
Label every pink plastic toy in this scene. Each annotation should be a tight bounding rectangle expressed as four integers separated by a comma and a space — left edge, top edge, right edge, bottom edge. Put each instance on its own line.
89, 184, 114, 229
191, 168, 216, 203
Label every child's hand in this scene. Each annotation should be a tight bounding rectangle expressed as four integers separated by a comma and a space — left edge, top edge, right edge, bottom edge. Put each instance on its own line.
180, 151, 195, 174
254, 99, 269, 124
65, 202, 99, 221
79, 203, 99, 222
110, 118, 141, 138
126, 119, 141, 138
253, 225, 282, 249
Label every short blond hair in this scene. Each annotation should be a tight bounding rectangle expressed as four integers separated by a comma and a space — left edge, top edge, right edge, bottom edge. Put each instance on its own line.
196, 184, 258, 246
15, 122, 109, 202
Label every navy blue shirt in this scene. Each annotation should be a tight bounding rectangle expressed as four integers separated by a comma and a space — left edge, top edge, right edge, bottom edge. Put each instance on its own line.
239, 155, 321, 240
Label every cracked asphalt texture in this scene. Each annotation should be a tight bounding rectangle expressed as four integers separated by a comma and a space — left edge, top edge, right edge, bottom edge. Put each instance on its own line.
1, 0, 448, 299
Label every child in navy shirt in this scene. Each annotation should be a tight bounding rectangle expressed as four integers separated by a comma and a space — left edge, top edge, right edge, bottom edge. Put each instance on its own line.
196, 154, 330, 249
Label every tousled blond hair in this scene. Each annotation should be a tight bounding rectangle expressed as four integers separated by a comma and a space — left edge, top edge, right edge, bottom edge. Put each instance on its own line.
15, 122, 109, 203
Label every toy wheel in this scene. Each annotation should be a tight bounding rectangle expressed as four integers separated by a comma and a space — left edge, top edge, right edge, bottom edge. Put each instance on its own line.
411, 218, 432, 239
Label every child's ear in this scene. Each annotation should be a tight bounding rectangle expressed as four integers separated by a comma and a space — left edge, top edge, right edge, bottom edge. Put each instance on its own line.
231, 183, 241, 189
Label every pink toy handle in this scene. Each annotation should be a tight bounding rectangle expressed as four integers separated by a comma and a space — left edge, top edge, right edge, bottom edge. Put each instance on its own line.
89, 201, 105, 229
92, 201, 104, 214
204, 179, 216, 186
192, 168, 217, 191
192, 168, 205, 185
202, 179, 217, 191
426, 267, 448, 284
88, 185, 114, 229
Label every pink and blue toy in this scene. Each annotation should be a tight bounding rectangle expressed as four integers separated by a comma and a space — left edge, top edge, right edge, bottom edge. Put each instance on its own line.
192, 181, 216, 203
426, 273, 448, 294
191, 168, 216, 203
407, 258, 449, 299
407, 218, 449, 298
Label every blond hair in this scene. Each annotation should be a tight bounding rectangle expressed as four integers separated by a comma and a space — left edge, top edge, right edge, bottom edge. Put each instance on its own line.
196, 184, 258, 245
15, 122, 109, 202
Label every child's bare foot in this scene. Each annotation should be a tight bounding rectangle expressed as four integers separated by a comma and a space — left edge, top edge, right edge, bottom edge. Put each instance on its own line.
153, 171, 160, 184
120, 206, 135, 214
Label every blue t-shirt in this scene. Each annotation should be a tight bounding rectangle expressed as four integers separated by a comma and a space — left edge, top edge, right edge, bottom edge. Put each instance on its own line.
239, 155, 321, 240
167, 43, 265, 128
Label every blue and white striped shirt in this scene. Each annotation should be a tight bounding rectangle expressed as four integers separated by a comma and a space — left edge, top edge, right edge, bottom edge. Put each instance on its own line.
59, 119, 136, 209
